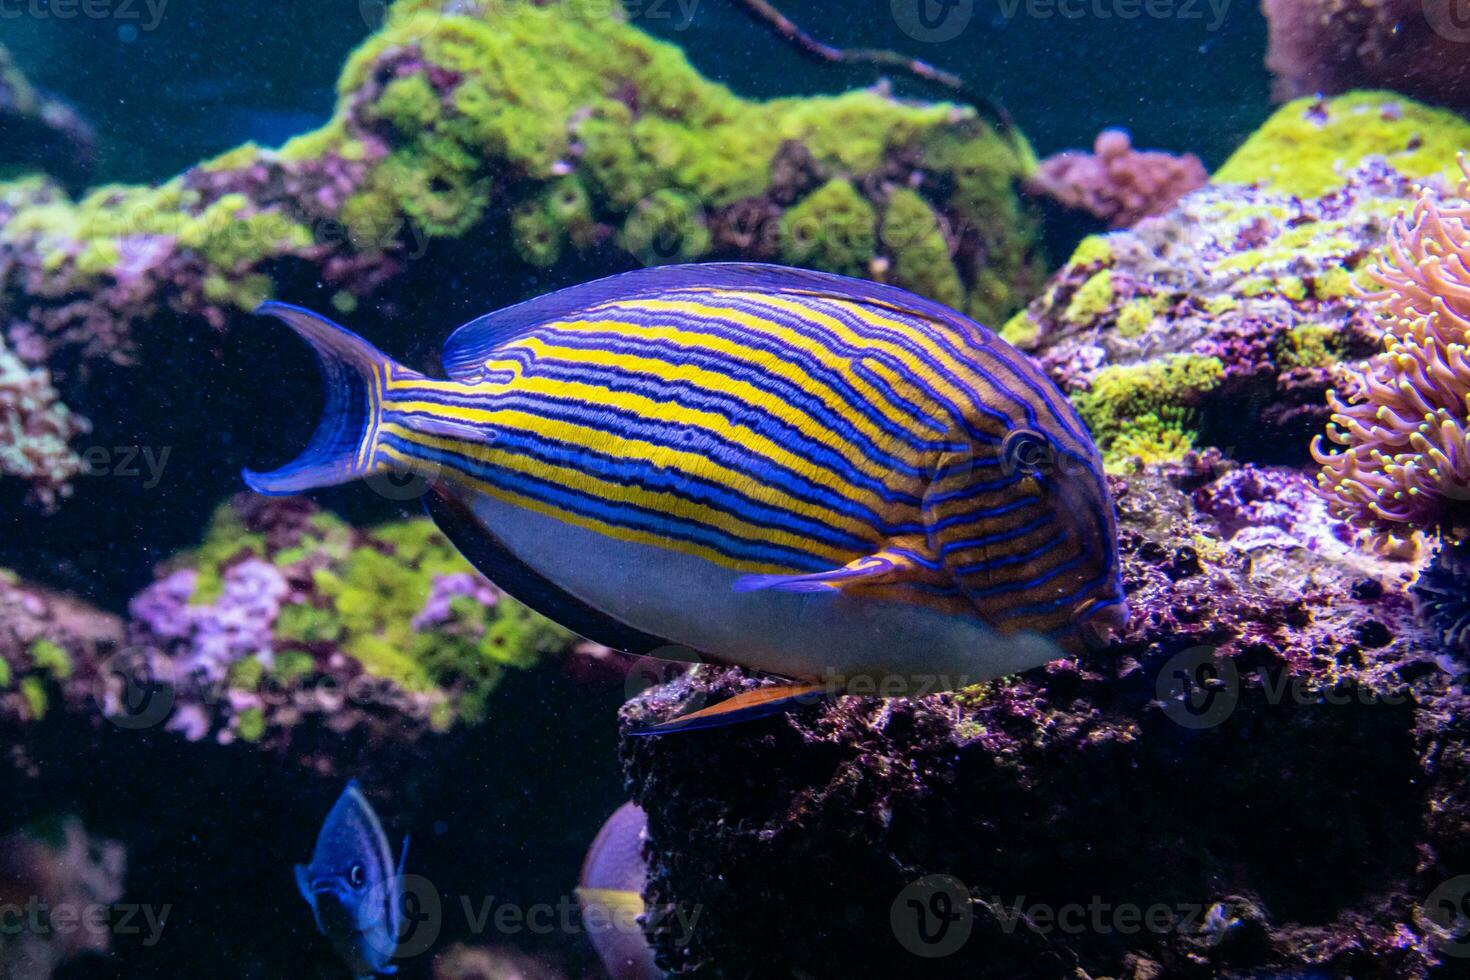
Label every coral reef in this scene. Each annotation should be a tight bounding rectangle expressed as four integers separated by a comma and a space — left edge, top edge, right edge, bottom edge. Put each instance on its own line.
1262, 0, 1470, 112
0, 45, 95, 192
620, 456, 1466, 978
1312, 156, 1470, 546
0, 569, 122, 740
0, 336, 88, 511
0, 0, 1040, 512
1005, 93, 1470, 470
124, 493, 577, 748
1029, 129, 1207, 228
614, 102, 1470, 971
0, 817, 126, 980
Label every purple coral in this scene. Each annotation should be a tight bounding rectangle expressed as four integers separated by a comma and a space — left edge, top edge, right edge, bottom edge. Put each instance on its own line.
412, 571, 500, 631
127, 558, 288, 682
1194, 463, 1356, 553
1030, 128, 1207, 228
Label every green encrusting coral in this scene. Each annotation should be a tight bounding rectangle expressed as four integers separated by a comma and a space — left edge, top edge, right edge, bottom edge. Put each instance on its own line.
1072, 354, 1224, 470
880, 189, 964, 310
1009, 92, 1470, 469
780, 179, 876, 277
1215, 91, 1470, 198
619, 189, 711, 266
0, 0, 1040, 360
330, 0, 1036, 299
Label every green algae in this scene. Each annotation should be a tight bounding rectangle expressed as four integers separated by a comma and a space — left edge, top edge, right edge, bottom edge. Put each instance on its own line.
619, 189, 711, 266
999, 309, 1040, 346
321, 0, 1034, 304
1073, 354, 1224, 469
1215, 91, 1470, 199
1278, 322, 1345, 369
236, 707, 266, 742
1069, 234, 1115, 268
19, 676, 46, 720
1116, 299, 1156, 339
1063, 270, 1115, 325
511, 196, 566, 267
26, 639, 71, 681
1108, 410, 1196, 467
369, 74, 444, 134
780, 178, 877, 277
881, 189, 964, 310
186, 505, 266, 604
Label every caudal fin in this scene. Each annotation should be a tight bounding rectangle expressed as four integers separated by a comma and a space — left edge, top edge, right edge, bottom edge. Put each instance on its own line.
242, 302, 396, 496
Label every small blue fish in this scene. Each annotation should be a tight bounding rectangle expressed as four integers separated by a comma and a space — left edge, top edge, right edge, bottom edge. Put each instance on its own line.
295, 780, 409, 979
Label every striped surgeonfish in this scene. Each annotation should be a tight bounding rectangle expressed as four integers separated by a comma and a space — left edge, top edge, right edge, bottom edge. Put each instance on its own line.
245, 263, 1125, 732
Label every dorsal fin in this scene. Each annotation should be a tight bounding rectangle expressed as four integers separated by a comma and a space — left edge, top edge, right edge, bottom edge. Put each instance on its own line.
440, 262, 993, 380
423, 484, 669, 655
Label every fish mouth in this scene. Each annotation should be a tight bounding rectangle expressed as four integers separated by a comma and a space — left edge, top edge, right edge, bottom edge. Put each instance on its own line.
310, 884, 363, 934
1075, 596, 1128, 650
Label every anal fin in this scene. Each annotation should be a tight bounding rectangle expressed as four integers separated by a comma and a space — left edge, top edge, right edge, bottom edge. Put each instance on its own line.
732, 545, 925, 594
630, 681, 827, 735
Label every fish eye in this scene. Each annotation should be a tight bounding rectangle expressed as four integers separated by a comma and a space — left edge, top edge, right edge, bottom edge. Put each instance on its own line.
348, 863, 366, 889
1002, 428, 1052, 477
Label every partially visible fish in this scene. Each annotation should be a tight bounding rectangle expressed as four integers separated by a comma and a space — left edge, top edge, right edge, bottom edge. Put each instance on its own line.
577, 803, 662, 980
295, 780, 408, 979
245, 263, 1126, 731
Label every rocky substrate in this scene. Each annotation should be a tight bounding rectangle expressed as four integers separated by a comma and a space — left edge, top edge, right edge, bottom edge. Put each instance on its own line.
621, 458, 1469, 979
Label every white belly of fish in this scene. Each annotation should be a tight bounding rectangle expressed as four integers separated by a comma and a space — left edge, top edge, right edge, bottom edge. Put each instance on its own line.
467, 493, 1060, 690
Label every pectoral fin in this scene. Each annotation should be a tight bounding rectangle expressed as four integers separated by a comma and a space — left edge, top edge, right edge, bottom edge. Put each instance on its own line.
732, 546, 924, 594
630, 681, 827, 735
